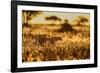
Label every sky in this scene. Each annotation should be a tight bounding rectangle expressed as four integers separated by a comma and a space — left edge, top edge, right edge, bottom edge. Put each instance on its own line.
26, 11, 90, 25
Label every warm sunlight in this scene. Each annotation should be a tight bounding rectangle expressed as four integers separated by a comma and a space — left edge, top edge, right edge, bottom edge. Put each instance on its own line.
22, 10, 90, 62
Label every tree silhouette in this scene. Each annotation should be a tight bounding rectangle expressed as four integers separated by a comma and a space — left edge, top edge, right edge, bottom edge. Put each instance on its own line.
22, 10, 42, 27
45, 16, 61, 25
57, 19, 75, 32
76, 16, 88, 26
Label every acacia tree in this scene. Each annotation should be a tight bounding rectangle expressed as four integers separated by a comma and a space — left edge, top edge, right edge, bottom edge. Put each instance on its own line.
76, 16, 88, 26
45, 16, 61, 25
58, 19, 74, 32
22, 10, 42, 26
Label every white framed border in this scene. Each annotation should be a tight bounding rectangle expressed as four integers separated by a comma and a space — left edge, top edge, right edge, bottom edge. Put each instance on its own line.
17, 5, 94, 68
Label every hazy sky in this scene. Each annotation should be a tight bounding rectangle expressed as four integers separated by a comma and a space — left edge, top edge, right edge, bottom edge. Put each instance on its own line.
28, 11, 90, 25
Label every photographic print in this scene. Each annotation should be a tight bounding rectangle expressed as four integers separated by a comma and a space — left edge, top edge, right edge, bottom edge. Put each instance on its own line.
22, 11, 90, 62
11, 1, 97, 72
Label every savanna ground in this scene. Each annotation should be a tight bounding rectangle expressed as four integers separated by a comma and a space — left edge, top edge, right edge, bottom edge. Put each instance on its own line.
22, 24, 90, 62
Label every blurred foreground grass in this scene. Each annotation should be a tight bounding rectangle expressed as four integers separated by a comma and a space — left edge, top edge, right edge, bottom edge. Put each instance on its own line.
22, 24, 90, 62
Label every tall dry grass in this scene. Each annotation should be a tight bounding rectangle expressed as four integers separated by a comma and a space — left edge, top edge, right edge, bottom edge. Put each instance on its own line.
22, 24, 90, 62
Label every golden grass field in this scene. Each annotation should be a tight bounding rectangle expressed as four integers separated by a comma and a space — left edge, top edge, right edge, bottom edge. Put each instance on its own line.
22, 24, 90, 62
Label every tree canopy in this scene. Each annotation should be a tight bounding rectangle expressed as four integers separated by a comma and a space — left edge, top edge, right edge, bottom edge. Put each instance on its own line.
75, 16, 89, 26
45, 16, 61, 21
